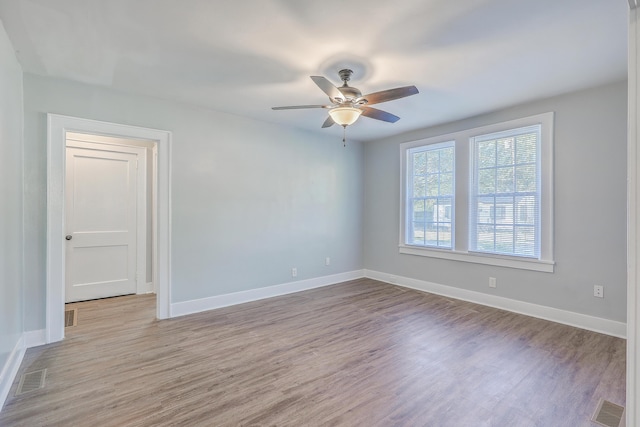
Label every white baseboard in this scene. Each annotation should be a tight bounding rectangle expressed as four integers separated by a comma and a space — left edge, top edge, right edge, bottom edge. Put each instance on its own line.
156, 266, 626, 337
24, 330, 47, 348
0, 336, 25, 411
138, 282, 154, 295
170, 270, 365, 318
364, 269, 627, 338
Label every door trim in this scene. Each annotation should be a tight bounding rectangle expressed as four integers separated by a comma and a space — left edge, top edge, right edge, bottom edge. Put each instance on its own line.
629, 4, 639, 425
47, 114, 172, 343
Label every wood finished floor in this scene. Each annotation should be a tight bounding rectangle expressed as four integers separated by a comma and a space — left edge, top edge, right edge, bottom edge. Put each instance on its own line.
0, 279, 625, 426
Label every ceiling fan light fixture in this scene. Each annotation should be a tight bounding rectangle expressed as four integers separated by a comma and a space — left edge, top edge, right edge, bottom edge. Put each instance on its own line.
329, 106, 362, 126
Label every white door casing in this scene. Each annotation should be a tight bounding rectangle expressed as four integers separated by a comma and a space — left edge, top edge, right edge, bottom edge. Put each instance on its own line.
65, 140, 146, 302
47, 114, 172, 343
629, 3, 639, 426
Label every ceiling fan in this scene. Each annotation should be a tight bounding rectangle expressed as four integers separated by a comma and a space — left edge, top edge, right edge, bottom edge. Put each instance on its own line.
272, 69, 419, 144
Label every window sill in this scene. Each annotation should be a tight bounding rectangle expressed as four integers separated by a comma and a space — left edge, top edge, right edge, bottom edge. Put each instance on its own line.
398, 245, 555, 273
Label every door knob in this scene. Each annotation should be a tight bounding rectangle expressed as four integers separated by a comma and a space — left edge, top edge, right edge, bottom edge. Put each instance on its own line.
65, 235, 72, 240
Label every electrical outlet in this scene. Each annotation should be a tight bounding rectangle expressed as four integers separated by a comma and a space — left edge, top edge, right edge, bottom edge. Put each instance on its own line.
489, 277, 497, 288
291, 267, 297, 278
325, 257, 331, 266
594, 285, 604, 298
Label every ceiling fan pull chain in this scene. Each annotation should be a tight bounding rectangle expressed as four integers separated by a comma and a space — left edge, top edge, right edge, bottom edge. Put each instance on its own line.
343, 125, 347, 147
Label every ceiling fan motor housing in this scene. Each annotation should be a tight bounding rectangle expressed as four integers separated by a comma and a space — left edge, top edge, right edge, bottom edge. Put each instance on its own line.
337, 69, 363, 102
339, 86, 362, 102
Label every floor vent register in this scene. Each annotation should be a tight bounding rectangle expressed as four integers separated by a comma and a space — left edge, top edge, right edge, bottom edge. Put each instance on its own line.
65, 308, 77, 327
15, 369, 47, 396
592, 399, 625, 427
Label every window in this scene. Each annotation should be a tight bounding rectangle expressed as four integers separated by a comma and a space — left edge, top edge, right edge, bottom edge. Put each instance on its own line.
470, 125, 540, 258
406, 142, 455, 249
399, 113, 554, 272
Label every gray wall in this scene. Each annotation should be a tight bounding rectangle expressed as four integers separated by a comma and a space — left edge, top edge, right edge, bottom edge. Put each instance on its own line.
23, 74, 363, 331
18, 73, 627, 332
0, 22, 24, 370
363, 81, 627, 322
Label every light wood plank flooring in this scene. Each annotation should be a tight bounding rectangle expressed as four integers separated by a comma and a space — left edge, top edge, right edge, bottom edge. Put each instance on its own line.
0, 279, 625, 426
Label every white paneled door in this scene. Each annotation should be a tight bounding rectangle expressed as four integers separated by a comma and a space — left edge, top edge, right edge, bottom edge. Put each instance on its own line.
65, 139, 146, 302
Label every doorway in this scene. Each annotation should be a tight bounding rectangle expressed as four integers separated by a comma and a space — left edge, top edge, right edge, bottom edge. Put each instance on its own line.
65, 135, 149, 302
47, 114, 172, 343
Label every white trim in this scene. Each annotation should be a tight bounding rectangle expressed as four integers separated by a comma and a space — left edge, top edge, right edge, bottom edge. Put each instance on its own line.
364, 269, 626, 338
0, 336, 25, 411
171, 270, 364, 318
24, 330, 47, 348
151, 144, 158, 294
169, 267, 623, 337
398, 245, 555, 272
628, 4, 639, 426
47, 114, 172, 344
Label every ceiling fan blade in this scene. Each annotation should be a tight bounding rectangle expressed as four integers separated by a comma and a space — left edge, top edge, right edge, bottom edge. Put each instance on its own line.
310, 76, 344, 102
321, 116, 335, 128
361, 86, 419, 105
272, 105, 330, 110
360, 106, 400, 123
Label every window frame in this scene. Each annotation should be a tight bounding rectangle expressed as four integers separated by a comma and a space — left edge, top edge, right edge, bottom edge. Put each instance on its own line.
405, 140, 456, 249
399, 112, 554, 273
469, 124, 541, 258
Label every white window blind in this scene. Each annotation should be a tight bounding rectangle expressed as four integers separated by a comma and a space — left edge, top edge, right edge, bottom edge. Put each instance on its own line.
470, 125, 541, 258
406, 141, 455, 249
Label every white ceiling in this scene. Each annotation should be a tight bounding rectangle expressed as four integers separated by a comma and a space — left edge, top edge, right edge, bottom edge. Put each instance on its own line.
0, 0, 629, 142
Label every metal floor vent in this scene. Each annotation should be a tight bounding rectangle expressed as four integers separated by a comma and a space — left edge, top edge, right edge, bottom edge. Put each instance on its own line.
15, 369, 47, 396
65, 308, 77, 327
592, 398, 625, 427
